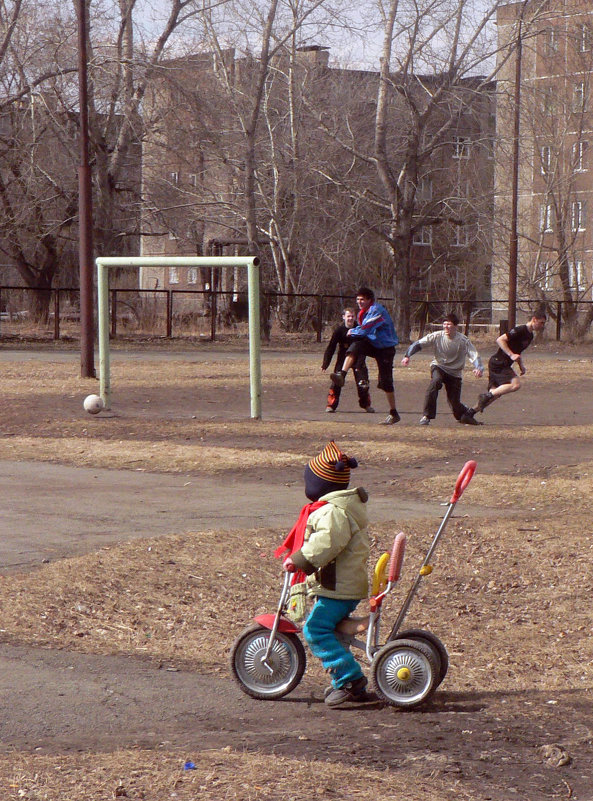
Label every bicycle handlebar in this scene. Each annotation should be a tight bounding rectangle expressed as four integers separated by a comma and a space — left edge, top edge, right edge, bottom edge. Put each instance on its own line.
388, 532, 406, 583
450, 460, 477, 504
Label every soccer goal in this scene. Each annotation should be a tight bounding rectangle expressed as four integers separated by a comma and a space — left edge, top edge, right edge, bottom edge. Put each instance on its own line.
96, 255, 262, 418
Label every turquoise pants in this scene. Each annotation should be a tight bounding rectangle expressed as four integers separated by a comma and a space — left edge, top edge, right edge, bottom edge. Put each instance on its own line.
303, 596, 364, 689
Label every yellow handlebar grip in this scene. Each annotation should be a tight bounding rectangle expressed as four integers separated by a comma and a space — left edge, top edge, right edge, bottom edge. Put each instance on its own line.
419, 565, 433, 576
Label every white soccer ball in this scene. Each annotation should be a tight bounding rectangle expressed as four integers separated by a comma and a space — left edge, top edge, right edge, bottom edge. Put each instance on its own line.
83, 394, 104, 415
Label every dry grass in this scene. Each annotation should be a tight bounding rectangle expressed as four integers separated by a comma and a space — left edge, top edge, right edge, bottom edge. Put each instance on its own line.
2, 747, 478, 801
2, 347, 593, 799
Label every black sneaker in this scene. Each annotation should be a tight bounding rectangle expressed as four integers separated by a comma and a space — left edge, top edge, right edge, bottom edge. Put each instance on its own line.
476, 392, 492, 413
324, 676, 369, 707
460, 412, 483, 426
330, 371, 345, 387
380, 411, 401, 425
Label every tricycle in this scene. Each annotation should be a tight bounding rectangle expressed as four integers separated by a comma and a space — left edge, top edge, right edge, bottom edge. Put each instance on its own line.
230, 460, 476, 708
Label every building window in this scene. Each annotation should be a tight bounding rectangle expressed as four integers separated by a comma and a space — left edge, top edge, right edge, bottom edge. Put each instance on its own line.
169, 171, 179, 185
541, 87, 556, 115
540, 145, 552, 175
453, 136, 470, 159
417, 177, 433, 201
569, 259, 585, 291
579, 24, 592, 53
573, 140, 588, 172
571, 200, 585, 231
545, 28, 559, 56
189, 173, 198, 187
540, 204, 553, 233
413, 226, 432, 245
538, 261, 554, 291
169, 266, 180, 284
572, 81, 587, 113
187, 267, 198, 285
453, 225, 469, 247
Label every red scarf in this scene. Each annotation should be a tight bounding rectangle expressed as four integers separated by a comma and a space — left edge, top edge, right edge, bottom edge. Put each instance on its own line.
275, 501, 327, 584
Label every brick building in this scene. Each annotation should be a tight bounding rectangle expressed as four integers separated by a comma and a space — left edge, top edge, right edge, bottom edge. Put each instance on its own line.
495, 0, 593, 329
140, 47, 495, 320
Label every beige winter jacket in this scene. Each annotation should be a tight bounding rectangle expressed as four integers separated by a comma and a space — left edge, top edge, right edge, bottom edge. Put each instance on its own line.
290, 487, 369, 600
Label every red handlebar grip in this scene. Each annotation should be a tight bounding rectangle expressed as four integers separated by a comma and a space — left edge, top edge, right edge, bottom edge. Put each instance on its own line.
388, 532, 406, 583
450, 460, 477, 503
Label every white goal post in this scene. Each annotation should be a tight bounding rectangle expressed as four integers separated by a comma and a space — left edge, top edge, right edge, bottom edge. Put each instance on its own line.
96, 255, 262, 418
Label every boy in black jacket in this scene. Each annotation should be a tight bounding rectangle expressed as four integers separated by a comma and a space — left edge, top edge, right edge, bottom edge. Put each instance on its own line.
322, 308, 373, 413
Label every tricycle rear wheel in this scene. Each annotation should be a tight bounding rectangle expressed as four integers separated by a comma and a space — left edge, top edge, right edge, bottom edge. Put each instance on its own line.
230, 623, 306, 700
370, 638, 437, 708
395, 628, 448, 687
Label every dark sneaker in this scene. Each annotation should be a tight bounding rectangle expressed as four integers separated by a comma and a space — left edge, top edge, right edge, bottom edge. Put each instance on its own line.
460, 412, 483, 426
330, 371, 345, 387
365, 406, 375, 413
419, 415, 430, 425
476, 392, 492, 413
380, 412, 401, 425
324, 676, 369, 707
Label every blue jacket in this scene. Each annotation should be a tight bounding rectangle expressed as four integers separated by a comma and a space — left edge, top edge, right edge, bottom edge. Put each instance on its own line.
348, 303, 399, 349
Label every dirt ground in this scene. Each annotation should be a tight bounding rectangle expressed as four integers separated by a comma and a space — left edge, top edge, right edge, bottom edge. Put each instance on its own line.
1, 339, 593, 800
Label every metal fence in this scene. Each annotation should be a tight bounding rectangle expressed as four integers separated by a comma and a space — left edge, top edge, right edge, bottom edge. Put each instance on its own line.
0, 284, 585, 341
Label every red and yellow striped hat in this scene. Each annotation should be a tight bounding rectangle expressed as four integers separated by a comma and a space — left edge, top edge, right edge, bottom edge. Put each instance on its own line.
308, 441, 357, 485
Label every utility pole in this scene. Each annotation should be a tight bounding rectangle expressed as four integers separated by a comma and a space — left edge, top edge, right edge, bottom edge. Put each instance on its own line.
77, 0, 96, 378
508, 8, 525, 330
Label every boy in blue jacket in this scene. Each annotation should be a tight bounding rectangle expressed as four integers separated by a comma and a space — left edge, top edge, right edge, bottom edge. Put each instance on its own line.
331, 287, 400, 424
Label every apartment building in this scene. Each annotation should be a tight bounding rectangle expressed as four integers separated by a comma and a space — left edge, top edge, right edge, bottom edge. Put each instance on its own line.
495, 0, 593, 325
140, 47, 495, 316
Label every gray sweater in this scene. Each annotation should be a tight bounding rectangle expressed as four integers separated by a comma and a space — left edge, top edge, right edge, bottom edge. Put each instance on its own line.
407, 330, 483, 378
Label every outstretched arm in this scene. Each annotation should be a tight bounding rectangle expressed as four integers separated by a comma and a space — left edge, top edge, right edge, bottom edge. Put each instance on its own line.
401, 340, 422, 366
466, 340, 484, 377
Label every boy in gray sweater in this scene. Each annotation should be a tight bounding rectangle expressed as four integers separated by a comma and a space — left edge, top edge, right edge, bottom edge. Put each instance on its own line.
401, 312, 483, 426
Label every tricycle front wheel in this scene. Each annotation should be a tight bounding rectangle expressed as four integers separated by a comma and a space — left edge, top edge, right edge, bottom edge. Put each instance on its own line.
230, 623, 306, 700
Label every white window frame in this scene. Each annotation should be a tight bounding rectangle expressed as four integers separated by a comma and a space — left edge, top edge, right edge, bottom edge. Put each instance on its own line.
542, 88, 556, 115
187, 267, 198, 285
540, 204, 553, 233
545, 28, 559, 56
168, 266, 180, 284
539, 261, 553, 291
169, 171, 179, 185
573, 140, 588, 172
579, 24, 592, 53
569, 259, 585, 292
418, 176, 433, 201
189, 173, 198, 187
413, 226, 432, 246
571, 200, 585, 232
572, 81, 587, 113
453, 225, 469, 247
540, 144, 552, 175
453, 136, 470, 159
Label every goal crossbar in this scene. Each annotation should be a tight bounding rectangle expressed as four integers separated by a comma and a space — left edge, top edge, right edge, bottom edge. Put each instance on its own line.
96, 255, 262, 418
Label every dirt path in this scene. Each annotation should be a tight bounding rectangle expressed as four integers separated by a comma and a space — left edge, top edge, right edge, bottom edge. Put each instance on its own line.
0, 460, 451, 574
1, 640, 590, 801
